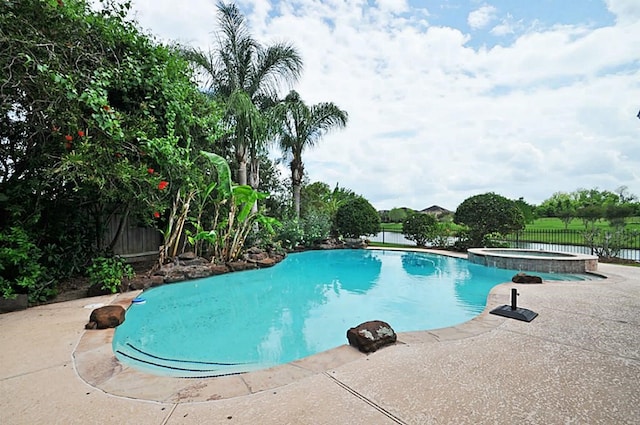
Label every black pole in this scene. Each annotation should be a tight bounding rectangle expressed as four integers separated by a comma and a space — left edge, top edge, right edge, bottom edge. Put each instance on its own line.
511, 288, 519, 310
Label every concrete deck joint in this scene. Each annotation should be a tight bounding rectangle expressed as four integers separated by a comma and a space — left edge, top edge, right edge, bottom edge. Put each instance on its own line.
324, 372, 408, 425
159, 404, 178, 425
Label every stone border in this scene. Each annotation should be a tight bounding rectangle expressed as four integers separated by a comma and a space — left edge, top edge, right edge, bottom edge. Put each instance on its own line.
468, 248, 599, 273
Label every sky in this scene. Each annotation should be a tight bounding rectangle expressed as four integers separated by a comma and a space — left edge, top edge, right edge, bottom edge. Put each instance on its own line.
126, 0, 640, 211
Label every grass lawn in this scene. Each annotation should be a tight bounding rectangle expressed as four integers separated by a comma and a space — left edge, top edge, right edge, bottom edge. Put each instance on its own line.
383, 217, 640, 233
525, 217, 640, 232
380, 222, 403, 232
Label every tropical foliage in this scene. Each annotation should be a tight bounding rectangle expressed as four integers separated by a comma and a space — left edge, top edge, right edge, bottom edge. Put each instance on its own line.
182, 1, 303, 191
0, 0, 369, 303
2, 0, 226, 298
275, 90, 348, 218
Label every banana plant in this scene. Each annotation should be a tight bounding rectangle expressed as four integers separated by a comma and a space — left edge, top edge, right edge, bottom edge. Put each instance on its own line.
200, 151, 279, 263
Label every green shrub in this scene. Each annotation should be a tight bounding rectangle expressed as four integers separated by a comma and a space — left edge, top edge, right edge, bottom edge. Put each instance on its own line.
87, 256, 134, 294
276, 219, 304, 250
431, 222, 455, 249
301, 210, 332, 245
0, 226, 48, 302
335, 197, 380, 238
454, 192, 524, 247
402, 213, 437, 247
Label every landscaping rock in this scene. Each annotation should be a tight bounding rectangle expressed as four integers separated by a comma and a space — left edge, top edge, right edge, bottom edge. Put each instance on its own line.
256, 257, 276, 268
347, 320, 397, 353
247, 251, 268, 261
178, 251, 198, 261
512, 272, 543, 284
185, 266, 213, 279
149, 275, 165, 287
315, 238, 345, 250
344, 238, 366, 249
86, 305, 125, 329
227, 261, 257, 272
147, 250, 285, 285
210, 264, 230, 275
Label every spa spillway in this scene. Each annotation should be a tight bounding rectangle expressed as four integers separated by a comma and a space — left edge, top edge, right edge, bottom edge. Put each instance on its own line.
467, 248, 598, 274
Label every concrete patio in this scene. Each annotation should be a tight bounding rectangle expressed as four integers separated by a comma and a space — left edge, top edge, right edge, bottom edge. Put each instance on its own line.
1, 261, 638, 424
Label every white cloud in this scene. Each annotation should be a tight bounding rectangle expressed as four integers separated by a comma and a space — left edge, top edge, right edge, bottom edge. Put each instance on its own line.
467, 5, 497, 30
125, 0, 640, 211
605, 0, 640, 24
375, 0, 409, 14
490, 14, 522, 36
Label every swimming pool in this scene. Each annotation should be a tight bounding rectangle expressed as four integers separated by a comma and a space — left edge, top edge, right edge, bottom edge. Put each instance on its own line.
113, 249, 593, 377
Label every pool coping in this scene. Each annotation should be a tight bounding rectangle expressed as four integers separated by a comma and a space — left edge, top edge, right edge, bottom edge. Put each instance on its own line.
71, 248, 581, 403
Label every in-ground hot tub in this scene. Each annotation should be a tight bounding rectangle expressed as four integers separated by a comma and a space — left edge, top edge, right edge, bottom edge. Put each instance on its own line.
467, 248, 598, 274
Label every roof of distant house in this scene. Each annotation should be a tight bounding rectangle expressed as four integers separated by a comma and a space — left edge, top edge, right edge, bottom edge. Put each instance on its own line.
420, 205, 452, 214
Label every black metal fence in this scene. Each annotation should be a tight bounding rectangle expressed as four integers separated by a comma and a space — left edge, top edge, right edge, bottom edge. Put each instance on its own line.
504, 229, 640, 262
370, 229, 640, 263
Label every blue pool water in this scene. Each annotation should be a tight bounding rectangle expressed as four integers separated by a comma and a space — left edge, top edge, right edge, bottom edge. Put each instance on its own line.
113, 249, 594, 377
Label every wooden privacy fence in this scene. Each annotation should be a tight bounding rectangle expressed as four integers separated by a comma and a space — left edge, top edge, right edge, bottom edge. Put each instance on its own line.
106, 216, 162, 262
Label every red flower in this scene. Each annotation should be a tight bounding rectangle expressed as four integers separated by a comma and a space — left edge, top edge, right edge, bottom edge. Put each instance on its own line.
77, 130, 85, 137
103, 105, 110, 111
64, 134, 73, 142
65, 142, 72, 150
158, 181, 168, 190
147, 168, 154, 175
153, 211, 160, 218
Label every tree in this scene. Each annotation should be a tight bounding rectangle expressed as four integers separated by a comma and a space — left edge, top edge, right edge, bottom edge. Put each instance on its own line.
514, 198, 536, 224
537, 192, 576, 228
275, 90, 348, 218
183, 2, 303, 189
454, 193, 525, 247
389, 208, 410, 223
402, 213, 437, 247
1, 0, 223, 268
335, 197, 380, 239
1, 0, 257, 297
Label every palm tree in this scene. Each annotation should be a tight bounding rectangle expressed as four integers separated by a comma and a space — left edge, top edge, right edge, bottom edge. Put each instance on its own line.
183, 2, 303, 187
275, 91, 348, 219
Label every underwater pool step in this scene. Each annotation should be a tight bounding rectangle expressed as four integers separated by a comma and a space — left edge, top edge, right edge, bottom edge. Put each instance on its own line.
115, 343, 254, 378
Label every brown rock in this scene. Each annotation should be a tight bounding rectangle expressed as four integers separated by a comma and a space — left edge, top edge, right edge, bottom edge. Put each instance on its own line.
185, 266, 213, 279
150, 275, 165, 287
256, 258, 276, 268
164, 272, 187, 283
512, 273, 543, 284
347, 320, 397, 353
248, 251, 268, 261
178, 251, 198, 261
227, 261, 257, 272
88, 305, 125, 329
210, 264, 230, 275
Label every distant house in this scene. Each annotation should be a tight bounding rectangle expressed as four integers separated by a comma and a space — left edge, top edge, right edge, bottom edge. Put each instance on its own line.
420, 205, 452, 217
